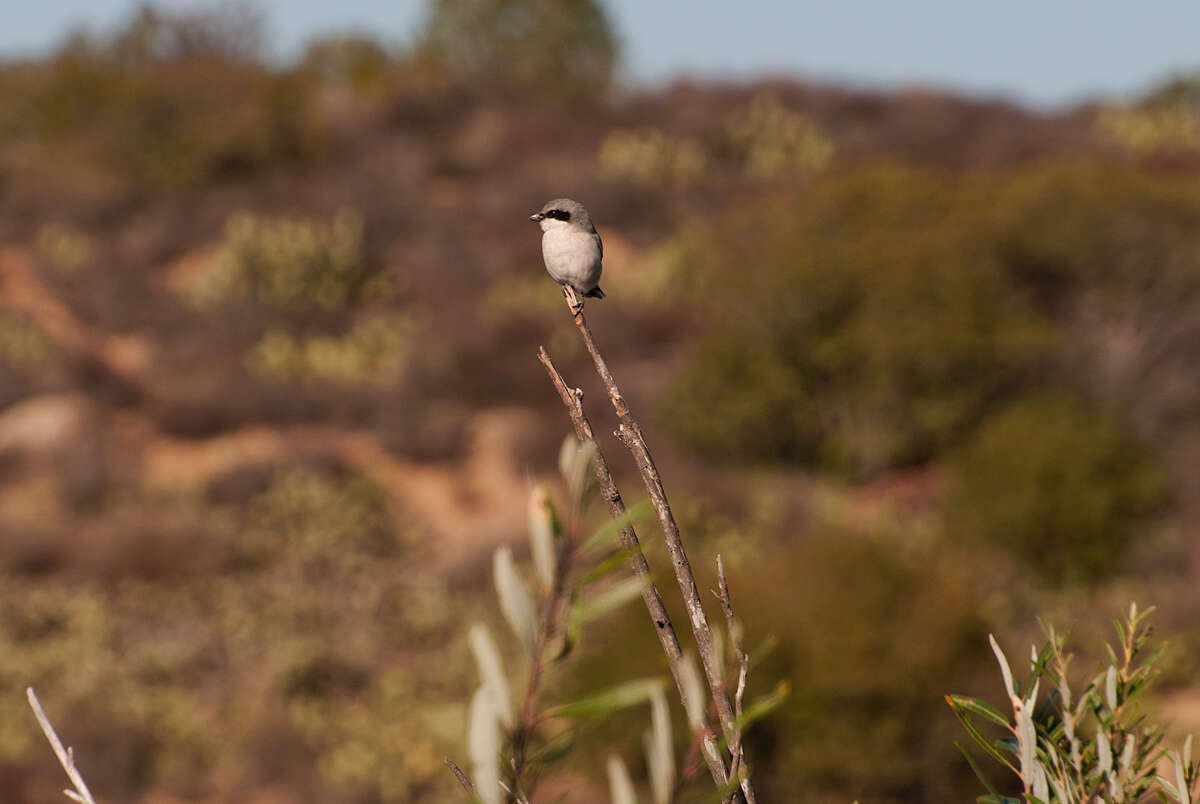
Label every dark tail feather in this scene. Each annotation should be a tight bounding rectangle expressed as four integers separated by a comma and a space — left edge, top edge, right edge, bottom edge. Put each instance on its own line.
584, 286, 606, 299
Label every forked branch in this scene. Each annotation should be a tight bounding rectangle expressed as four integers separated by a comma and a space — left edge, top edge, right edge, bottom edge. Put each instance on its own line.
543, 286, 756, 801
537, 346, 730, 790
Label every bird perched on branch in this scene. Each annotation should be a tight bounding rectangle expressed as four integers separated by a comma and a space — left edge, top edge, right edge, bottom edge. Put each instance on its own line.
530, 198, 605, 315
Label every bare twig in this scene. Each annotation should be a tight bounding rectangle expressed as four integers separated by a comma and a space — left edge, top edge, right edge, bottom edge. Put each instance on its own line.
444, 756, 477, 795
558, 289, 755, 802
537, 347, 731, 790
716, 555, 753, 804
26, 688, 98, 804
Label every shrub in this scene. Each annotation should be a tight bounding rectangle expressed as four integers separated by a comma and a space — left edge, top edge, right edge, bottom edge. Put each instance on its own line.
726, 93, 835, 178
298, 33, 395, 91
949, 604, 1198, 803
598, 127, 708, 187
190, 209, 391, 312
419, 0, 619, 100
943, 394, 1165, 583
245, 313, 415, 385
663, 164, 1056, 476
1095, 103, 1200, 154
664, 162, 1200, 480
0, 312, 56, 375
1, 5, 321, 193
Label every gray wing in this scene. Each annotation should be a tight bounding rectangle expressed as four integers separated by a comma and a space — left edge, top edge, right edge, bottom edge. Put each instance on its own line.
594, 231, 603, 261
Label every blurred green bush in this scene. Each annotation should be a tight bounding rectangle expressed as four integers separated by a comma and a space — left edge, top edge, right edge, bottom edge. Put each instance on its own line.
298, 33, 396, 92
598, 127, 708, 187
191, 209, 391, 312
568, 517, 989, 803
0, 5, 321, 194
664, 163, 1193, 484
419, 0, 618, 99
598, 94, 835, 187
726, 93, 836, 178
663, 164, 1057, 476
245, 313, 415, 385
0, 312, 56, 375
0, 466, 461, 801
944, 393, 1165, 583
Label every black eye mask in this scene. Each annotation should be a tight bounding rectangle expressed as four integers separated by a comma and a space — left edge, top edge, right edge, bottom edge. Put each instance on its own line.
542, 209, 572, 221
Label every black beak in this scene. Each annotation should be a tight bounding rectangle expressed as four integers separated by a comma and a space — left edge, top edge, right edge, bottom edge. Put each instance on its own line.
529, 212, 544, 222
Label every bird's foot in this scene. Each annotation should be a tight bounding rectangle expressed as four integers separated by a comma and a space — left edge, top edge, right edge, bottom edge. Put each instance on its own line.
563, 286, 584, 317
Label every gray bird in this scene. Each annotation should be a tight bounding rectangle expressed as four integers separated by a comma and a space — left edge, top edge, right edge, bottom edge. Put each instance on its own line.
529, 198, 605, 312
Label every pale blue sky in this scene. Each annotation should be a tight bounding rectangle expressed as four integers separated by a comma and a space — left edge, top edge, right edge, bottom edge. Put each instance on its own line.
2, 1, 1198, 108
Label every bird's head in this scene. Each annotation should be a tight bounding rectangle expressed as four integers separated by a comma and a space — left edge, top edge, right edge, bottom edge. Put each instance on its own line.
530, 198, 593, 232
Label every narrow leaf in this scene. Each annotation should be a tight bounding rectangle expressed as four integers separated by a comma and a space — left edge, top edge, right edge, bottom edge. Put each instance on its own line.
1098, 729, 1112, 776
1176, 750, 1190, 804
734, 680, 791, 733
1032, 763, 1049, 802
553, 589, 582, 663
528, 485, 559, 591
946, 694, 1012, 728
547, 678, 666, 719
954, 740, 1004, 800
990, 634, 1016, 699
559, 435, 596, 504
679, 652, 707, 733
645, 686, 674, 804
581, 547, 639, 586
946, 696, 1020, 773
607, 755, 640, 804
558, 435, 579, 489
468, 623, 513, 729
1106, 665, 1118, 712
494, 546, 537, 652
467, 687, 502, 804
583, 500, 653, 554
579, 575, 650, 624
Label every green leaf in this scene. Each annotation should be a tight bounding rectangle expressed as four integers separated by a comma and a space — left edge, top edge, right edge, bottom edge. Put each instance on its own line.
1158, 775, 1181, 801
547, 678, 666, 719
955, 740, 1003, 799
583, 500, 654, 554
947, 694, 1012, 729
734, 680, 790, 733
530, 730, 578, 765
947, 695, 1019, 774
747, 633, 780, 669
578, 575, 650, 624
950, 739, 1008, 801
581, 547, 640, 586
553, 589, 583, 663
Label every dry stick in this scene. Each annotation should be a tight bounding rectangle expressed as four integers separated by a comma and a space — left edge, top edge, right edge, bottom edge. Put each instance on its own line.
27, 688, 98, 804
444, 756, 476, 795
537, 347, 730, 791
715, 555, 752, 804
562, 289, 756, 803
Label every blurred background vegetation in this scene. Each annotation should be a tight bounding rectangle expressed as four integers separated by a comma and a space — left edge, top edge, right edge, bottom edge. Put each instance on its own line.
2, 1, 1200, 802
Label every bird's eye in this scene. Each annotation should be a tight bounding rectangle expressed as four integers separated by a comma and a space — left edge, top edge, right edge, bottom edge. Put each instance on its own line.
546, 209, 571, 221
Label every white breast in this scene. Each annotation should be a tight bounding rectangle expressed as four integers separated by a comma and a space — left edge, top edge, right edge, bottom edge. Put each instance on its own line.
542, 228, 602, 293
